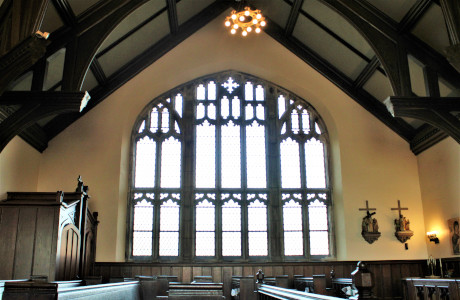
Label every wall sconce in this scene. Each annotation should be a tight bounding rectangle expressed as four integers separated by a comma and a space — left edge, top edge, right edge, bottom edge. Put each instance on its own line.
427, 231, 439, 244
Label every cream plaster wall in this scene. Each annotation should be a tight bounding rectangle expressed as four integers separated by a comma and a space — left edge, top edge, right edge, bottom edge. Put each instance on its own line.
418, 138, 460, 258
36, 12, 428, 262
0, 136, 40, 200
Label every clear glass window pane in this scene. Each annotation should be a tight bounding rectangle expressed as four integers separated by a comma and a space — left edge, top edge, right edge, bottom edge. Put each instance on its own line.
301, 109, 310, 134
308, 200, 328, 230
196, 232, 215, 256
222, 232, 241, 256
221, 96, 230, 119
249, 232, 268, 256
280, 138, 301, 188
197, 84, 205, 100
248, 200, 268, 256
175, 94, 183, 117
245, 104, 254, 120
133, 200, 153, 256
255, 85, 264, 100
160, 199, 180, 231
195, 199, 215, 256
305, 138, 326, 188
161, 108, 169, 132
232, 96, 240, 118
159, 232, 179, 256
278, 95, 286, 119
196, 121, 216, 188
161, 137, 181, 188
245, 82, 253, 100
150, 108, 159, 132
246, 121, 266, 188
221, 121, 241, 188
208, 81, 216, 100
310, 231, 329, 255
283, 200, 303, 256
135, 137, 156, 188
133, 231, 153, 256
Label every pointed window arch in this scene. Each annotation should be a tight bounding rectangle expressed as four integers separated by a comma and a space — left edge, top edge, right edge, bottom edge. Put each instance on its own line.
128, 71, 332, 261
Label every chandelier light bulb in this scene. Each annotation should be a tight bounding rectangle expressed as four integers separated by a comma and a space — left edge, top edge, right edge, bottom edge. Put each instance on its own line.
225, 7, 266, 36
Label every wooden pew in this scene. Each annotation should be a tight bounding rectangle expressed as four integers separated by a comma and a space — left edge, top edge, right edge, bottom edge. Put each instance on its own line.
162, 283, 225, 299
403, 278, 460, 300
231, 276, 256, 300
257, 284, 349, 300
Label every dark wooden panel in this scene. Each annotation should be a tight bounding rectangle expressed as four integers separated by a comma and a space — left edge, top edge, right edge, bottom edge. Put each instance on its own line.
0, 207, 19, 279
202, 267, 212, 277
172, 266, 182, 281
222, 267, 233, 300
243, 266, 253, 277
212, 267, 222, 283
182, 266, 192, 283
303, 265, 313, 277
391, 263, 402, 298
382, 264, 392, 298
32, 207, 56, 279
140, 266, 152, 276
192, 266, 202, 279
13, 207, 37, 279
294, 265, 303, 276
233, 266, 243, 277
152, 266, 161, 276
131, 265, 142, 278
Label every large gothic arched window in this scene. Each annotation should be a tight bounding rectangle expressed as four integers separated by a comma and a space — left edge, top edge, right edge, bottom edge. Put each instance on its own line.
127, 71, 332, 262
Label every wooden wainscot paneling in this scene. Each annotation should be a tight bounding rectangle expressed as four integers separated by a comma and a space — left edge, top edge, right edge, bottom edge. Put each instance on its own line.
93, 260, 425, 300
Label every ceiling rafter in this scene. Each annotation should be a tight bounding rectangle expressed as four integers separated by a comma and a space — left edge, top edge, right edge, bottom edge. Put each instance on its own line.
285, 0, 304, 36
51, 0, 77, 27
353, 56, 380, 89
264, 19, 416, 142
166, 0, 179, 35
398, 0, 432, 33
90, 59, 107, 86
43, 0, 233, 141
0, 91, 89, 152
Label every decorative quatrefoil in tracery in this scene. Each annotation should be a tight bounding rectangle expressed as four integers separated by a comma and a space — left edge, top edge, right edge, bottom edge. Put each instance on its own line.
222, 77, 239, 93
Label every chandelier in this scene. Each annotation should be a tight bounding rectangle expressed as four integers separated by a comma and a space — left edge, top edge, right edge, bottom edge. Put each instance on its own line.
224, 6, 266, 36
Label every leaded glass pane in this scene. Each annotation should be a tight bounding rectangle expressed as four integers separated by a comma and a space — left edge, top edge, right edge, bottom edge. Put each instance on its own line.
221, 96, 230, 119
255, 85, 264, 100
246, 121, 266, 188
278, 95, 286, 119
248, 200, 267, 231
305, 138, 326, 188
256, 104, 264, 120
308, 200, 328, 230
283, 200, 303, 256
197, 103, 205, 119
222, 232, 241, 256
222, 200, 241, 231
245, 82, 253, 100
159, 232, 179, 256
245, 104, 254, 120
160, 137, 181, 188
196, 200, 215, 231
134, 200, 153, 231
196, 121, 215, 188
301, 110, 310, 134
291, 111, 299, 134
197, 84, 205, 100
310, 231, 329, 255
315, 123, 321, 134
232, 97, 240, 118
221, 121, 241, 188
280, 138, 301, 188
195, 199, 215, 256
160, 200, 180, 231
249, 232, 268, 256
150, 107, 159, 132
222, 77, 239, 93
284, 232, 303, 256
133, 231, 152, 256
208, 81, 216, 100
175, 94, 183, 117
161, 108, 169, 132
135, 137, 156, 188
196, 232, 215, 256
208, 103, 216, 119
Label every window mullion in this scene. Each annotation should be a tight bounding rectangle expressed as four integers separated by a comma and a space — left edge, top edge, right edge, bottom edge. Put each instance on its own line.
153, 196, 161, 260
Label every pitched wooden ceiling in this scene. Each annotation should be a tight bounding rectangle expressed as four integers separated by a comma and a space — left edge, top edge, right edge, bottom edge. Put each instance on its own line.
1, 0, 460, 154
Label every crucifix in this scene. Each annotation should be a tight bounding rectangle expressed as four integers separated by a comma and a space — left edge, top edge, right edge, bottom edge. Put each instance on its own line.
358, 200, 376, 217
358, 200, 380, 244
391, 200, 408, 217
391, 200, 413, 243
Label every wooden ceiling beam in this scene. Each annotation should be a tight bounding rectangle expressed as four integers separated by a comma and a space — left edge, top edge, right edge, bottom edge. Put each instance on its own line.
285, 0, 304, 36
265, 20, 416, 142
440, 0, 460, 73
353, 56, 380, 89
0, 91, 89, 152
51, 0, 76, 27
166, 0, 179, 35
43, 0, 233, 141
398, 0, 432, 33
384, 96, 460, 143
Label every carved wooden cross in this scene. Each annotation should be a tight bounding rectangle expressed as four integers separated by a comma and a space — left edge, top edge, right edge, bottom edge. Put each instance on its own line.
358, 200, 376, 217
391, 200, 408, 216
